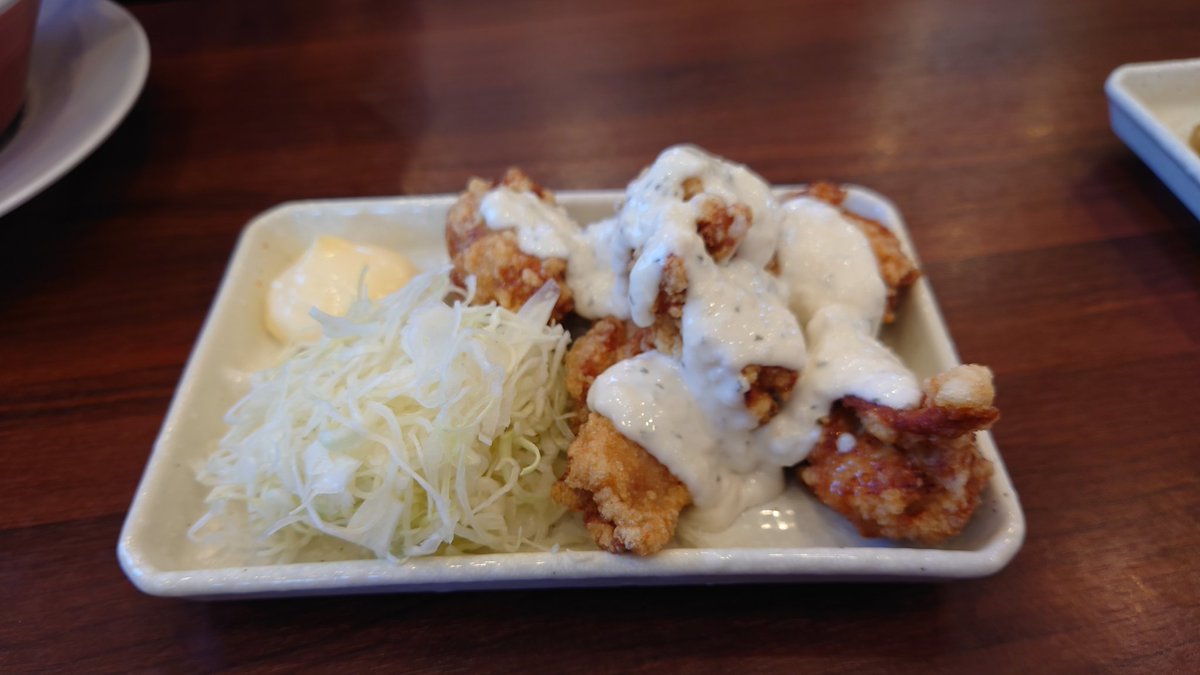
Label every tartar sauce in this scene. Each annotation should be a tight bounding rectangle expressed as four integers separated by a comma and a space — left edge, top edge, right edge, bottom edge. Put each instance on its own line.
266, 236, 417, 344
480, 187, 578, 259
754, 305, 921, 466
478, 145, 920, 532
777, 196, 887, 330
588, 352, 786, 532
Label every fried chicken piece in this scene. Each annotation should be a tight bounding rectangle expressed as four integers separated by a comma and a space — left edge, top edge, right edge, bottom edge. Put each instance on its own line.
446, 168, 574, 321
789, 182, 920, 323
799, 364, 998, 543
614, 170, 759, 356
648, 255, 798, 424
790, 181, 850, 210
559, 320, 689, 554
566, 316, 798, 426
564, 317, 653, 406
847, 213, 920, 323
682, 177, 753, 264
639, 176, 803, 421
741, 365, 800, 424
642, 257, 797, 426
643, 176, 755, 354
649, 255, 688, 356
552, 414, 692, 555
696, 198, 752, 263
844, 364, 1000, 445
558, 318, 796, 553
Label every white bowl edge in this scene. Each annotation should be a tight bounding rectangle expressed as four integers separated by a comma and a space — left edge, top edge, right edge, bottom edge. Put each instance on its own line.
1105, 59, 1200, 220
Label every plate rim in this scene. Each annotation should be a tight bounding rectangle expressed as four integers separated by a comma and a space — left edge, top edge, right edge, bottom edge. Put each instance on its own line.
1105, 58, 1200, 221
0, 0, 150, 218
118, 186, 1026, 597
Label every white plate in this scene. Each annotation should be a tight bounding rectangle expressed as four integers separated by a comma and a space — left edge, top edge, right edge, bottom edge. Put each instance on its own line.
0, 0, 149, 218
1106, 58, 1200, 221
118, 187, 1025, 598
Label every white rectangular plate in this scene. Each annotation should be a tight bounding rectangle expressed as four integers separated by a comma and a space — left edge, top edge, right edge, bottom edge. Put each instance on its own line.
1107, 58, 1200, 221
118, 187, 1025, 598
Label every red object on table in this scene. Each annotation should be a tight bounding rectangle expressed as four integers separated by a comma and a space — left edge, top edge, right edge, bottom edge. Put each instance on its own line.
0, 0, 39, 133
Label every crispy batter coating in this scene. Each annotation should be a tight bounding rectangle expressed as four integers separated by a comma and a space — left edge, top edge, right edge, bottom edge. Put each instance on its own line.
789, 182, 920, 323
558, 316, 799, 555
642, 174, 756, 354
446, 168, 574, 321
696, 198, 752, 263
566, 316, 799, 425
799, 364, 998, 543
564, 317, 652, 407
849, 213, 920, 323
845, 364, 1000, 445
559, 171, 771, 553
742, 365, 800, 424
559, 320, 688, 555
650, 255, 688, 356
681, 177, 753, 264
648, 254, 798, 425
551, 414, 692, 555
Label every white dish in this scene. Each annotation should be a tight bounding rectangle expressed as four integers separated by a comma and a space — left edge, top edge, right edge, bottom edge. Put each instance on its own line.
1106, 58, 1200, 221
118, 187, 1025, 598
0, 0, 149, 219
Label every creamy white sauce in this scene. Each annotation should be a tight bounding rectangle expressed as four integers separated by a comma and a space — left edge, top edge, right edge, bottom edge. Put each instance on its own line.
266, 236, 417, 344
679, 258, 806, 431
754, 305, 921, 464
566, 218, 631, 320
479, 187, 579, 259
471, 144, 921, 534
617, 145, 779, 327
589, 353, 784, 531
804, 305, 920, 408
836, 433, 857, 454
777, 196, 887, 330
585, 146, 810, 530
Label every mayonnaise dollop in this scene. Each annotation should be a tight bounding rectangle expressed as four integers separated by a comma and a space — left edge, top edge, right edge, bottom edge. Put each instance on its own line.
266, 236, 417, 344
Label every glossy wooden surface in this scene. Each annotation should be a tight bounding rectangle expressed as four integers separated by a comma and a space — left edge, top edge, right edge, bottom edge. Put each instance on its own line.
3, 0, 1199, 671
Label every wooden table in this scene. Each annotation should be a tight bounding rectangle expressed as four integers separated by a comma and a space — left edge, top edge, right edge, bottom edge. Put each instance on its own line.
3, 0, 1198, 671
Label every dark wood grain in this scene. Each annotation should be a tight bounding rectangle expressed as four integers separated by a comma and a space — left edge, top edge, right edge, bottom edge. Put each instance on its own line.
2, 0, 1198, 671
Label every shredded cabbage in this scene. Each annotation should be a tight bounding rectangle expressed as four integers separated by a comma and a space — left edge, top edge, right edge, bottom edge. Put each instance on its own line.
189, 268, 576, 561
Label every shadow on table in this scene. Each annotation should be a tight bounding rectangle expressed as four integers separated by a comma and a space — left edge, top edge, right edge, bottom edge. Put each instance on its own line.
1085, 148, 1200, 244
0, 96, 153, 312
172, 582, 970, 670
1077, 149, 1200, 345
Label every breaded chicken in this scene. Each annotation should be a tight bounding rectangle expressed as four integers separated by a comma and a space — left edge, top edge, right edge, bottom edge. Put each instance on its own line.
641, 173, 757, 354
799, 364, 998, 543
650, 255, 687, 356
848, 213, 920, 323
788, 182, 920, 323
558, 320, 689, 554
741, 365, 800, 424
556, 318, 800, 554
551, 166, 769, 556
551, 414, 692, 555
566, 317, 795, 428
647, 257, 798, 425
564, 317, 653, 407
680, 175, 753, 263
446, 169, 574, 321
844, 364, 1000, 445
